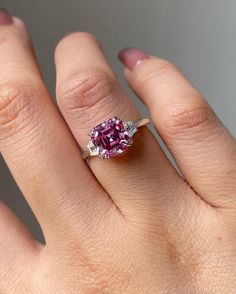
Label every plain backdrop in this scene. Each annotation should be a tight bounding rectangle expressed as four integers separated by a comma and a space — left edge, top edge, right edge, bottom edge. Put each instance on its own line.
0, 0, 236, 242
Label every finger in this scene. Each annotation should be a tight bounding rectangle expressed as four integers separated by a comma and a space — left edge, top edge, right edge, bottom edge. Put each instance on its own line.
55, 32, 184, 218
119, 48, 236, 209
0, 201, 38, 292
0, 17, 111, 242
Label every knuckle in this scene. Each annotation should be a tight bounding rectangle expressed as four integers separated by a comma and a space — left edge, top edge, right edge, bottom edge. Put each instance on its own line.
164, 104, 217, 136
58, 68, 118, 112
151, 58, 175, 75
46, 247, 128, 294
135, 58, 176, 85
0, 24, 28, 48
0, 81, 41, 140
56, 32, 97, 52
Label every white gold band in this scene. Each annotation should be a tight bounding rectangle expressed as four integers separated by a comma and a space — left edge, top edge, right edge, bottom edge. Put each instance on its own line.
133, 118, 152, 129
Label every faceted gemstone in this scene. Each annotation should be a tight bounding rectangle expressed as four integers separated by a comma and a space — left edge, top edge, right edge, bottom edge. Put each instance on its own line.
90, 117, 133, 159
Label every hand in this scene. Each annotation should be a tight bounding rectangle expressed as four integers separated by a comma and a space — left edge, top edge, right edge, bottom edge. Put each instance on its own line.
0, 11, 236, 294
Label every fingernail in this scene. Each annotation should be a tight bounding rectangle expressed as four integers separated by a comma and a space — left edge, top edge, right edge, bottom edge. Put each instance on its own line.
0, 8, 13, 25
118, 48, 149, 70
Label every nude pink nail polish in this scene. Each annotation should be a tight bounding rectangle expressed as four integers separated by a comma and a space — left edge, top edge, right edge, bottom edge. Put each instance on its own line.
0, 9, 13, 25
118, 48, 149, 70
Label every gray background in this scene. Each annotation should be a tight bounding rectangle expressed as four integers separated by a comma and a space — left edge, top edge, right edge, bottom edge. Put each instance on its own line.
0, 0, 236, 242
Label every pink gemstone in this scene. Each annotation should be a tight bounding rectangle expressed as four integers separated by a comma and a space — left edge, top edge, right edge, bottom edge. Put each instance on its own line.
90, 118, 132, 158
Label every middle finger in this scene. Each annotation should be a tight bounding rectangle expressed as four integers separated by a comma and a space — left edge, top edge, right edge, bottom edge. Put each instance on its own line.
0, 20, 109, 243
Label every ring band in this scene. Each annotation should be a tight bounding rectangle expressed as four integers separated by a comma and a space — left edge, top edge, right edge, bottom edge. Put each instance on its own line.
82, 116, 151, 160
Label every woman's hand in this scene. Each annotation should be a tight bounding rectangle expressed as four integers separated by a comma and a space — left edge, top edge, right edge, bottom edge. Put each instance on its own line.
0, 11, 236, 293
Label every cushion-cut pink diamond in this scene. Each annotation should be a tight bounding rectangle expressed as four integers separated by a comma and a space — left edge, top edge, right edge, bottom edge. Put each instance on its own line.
90, 117, 132, 159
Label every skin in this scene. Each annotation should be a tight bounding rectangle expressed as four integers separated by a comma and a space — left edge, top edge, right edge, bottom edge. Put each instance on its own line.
0, 16, 236, 294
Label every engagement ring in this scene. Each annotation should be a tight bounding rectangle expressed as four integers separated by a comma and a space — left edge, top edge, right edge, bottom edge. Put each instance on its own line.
82, 116, 151, 160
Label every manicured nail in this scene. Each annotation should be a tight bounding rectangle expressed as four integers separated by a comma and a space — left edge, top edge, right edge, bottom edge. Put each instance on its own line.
118, 48, 149, 70
0, 8, 13, 25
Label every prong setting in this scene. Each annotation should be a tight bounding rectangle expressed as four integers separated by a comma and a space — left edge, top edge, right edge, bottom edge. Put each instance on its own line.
87, 116, 134, 159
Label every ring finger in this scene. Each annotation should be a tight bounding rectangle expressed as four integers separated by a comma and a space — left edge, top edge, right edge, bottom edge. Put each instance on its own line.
55, 32, 183, 217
